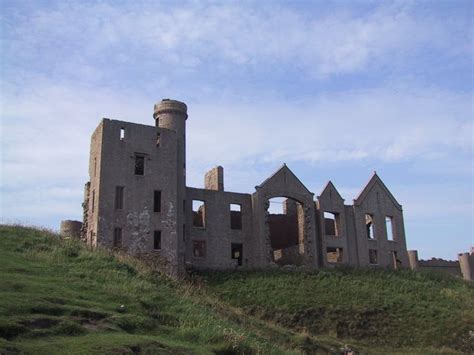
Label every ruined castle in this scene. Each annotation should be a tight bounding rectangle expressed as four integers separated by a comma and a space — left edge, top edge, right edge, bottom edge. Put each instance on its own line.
60, 99, 472, 280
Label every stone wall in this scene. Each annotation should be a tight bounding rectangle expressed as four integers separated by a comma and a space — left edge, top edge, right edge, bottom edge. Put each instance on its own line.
79, 100, 416, 278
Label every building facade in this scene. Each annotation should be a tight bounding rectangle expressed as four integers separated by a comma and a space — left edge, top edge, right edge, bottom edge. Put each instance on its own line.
80, 99, 411, 277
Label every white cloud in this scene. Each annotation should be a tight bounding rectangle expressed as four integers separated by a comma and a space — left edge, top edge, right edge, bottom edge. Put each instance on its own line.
2, 1, 468, 78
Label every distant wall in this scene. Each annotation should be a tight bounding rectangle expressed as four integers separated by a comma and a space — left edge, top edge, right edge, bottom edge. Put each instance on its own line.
418, 258, 462, 278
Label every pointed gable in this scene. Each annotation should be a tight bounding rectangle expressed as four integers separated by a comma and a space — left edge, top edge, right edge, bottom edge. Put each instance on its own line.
318, 181, 344, 203
257, 164, 312, 195
353, 172, 402, 210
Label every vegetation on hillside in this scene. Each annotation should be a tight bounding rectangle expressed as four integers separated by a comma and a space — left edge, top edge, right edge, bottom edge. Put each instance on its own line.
202, 268, 474, 352
0, 225, 472, 354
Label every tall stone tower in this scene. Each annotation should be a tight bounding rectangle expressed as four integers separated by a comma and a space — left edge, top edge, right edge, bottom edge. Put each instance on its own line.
153, 99, 187, 276
81, 98, 188, 278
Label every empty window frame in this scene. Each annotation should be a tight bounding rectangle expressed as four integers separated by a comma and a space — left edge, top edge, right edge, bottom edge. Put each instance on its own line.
369, 249, 378, 264
230, 203, 242, 230
115, 186, 124, 210
385, 216, 395, 241
154, 190, 161, 213
113, 227, 122, 248
154, 230, 161, 250
391, 250, 400, 269
192, 200, 206, 228
192, 240, 206, 258
134, 155, 145, 175
120, 127, 125, 141
231, 243, 243, 266
94, 157, 97, 177
324, 212, 340, 236
156, 132, 161, 147
365, 214, 375, 239
326, 247, 343, 263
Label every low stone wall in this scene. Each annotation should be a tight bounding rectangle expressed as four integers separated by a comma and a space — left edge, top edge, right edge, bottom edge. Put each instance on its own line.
418, 258, 462, 278
60, 220, 83, 239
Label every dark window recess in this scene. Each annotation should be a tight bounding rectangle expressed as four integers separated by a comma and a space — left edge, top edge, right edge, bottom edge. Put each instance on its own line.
192, 200, 205, 228
94, 157, 97, 177
154, 190, 161, 212
369, 249, 378, 264
230, 204, 242, 230
135, 155, 145, 175
326, 247, 343, 263
154, 230, 161, 250
391, 251, 401, 269
115, 186, 124, 209
183, 224, 186, 241
113, 228, 122, 248
365, 214, 375, 239
324, 212, 340, 236
231, 243, 243, 266
91, 190, 95, 213
193, 240, 206, 258
156, 132, 161, 147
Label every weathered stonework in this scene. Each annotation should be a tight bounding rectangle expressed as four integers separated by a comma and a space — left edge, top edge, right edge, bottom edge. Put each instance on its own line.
70, 99, 471, 279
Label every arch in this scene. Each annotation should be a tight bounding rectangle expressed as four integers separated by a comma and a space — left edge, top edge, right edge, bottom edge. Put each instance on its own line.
251, 164, 318, 268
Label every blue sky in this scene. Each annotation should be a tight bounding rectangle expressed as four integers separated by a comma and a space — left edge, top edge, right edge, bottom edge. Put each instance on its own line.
0, 0, 472, 259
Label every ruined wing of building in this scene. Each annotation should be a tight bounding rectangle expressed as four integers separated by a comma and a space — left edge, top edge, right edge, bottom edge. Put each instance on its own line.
59, 99, 473, 281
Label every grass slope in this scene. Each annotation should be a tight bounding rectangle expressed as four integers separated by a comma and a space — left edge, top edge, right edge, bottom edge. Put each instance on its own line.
202, 268, 474, 353
0, 225, 324, 354
1, 225, 473, 354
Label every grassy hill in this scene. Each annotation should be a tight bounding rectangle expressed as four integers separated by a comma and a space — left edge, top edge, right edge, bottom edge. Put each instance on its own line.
0, 225, 472, 354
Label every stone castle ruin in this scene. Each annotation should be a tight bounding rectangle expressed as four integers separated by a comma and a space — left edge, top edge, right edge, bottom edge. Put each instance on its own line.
60, 99, 473, 280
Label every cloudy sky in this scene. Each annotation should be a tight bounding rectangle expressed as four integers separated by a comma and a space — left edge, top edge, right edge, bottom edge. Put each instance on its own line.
1, 0, 472, 259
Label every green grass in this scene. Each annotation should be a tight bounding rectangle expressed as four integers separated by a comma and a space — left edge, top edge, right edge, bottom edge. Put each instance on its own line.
201, 268, 474, 353
0, 225, 472, 354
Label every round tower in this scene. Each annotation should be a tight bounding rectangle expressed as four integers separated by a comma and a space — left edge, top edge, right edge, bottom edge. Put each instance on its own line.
60, 220, 83, 239
153, 98, 187, 182
153, 99, 187, 277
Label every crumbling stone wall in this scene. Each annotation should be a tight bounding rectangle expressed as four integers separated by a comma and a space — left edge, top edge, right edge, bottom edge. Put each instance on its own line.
76, 100, 416, 277
60, 220, 82, 239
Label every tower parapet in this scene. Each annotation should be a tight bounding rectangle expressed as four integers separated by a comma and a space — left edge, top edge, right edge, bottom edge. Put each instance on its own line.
153, 99, 187, 131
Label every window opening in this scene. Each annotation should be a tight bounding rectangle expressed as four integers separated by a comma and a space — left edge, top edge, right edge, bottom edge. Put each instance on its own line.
154, 190, 161, 212
113, 227, 122, 248
135, 155, 145, 175
120, 127, 125, 141
385, 216, 395, 241
193, 240, 206, 258
326, 247, 343, 263
154, 230, 161, 250
115, 186, 124, 210
91, 190, 95, 213
156, 132, 161, 147
369, 249, 378, 264
230, 203, 242, 230
391, 250, 400, 269
324, 212, 340, 236
192, 200, 205, 228
365, 214, 375, 239
231, 243, 243, 266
